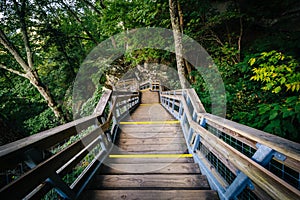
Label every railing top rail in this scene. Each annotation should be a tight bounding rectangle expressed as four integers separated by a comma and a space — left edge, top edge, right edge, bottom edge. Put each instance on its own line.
160, 89, 300, 161
160, 88, 300, 199
0, 90, 112, 169
0, 87, 141, 199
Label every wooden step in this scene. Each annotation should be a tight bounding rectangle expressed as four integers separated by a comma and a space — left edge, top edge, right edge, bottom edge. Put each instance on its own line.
115, 144, 187, 152
119, 132, 184, 139
141, 90, 159, 104
105, 157, 194, 164
81, 190, 219, 200
113, 150, 188, 155
120, 124, 182, 132
91, 174, 210, 190
99, 163, 201, 174
117, 137, 186, 145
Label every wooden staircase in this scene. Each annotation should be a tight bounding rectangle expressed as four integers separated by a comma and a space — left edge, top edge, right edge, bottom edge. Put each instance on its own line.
80, 90, 218, 199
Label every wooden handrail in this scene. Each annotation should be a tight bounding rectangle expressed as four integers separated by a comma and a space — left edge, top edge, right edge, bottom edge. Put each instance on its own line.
0, 87, 141, 199
160, 88, 300, 200
0, 90, 112, 170
200, 113, 300, 165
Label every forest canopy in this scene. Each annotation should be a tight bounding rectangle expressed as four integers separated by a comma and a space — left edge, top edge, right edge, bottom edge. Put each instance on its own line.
0, 0, 299, 145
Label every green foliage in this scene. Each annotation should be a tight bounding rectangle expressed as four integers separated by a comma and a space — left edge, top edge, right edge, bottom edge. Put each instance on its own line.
238, 52, 300, 141
23, 108, 60, 135
249, 51, 300, 93
1, 0, 299, 144
80, 86, 103, 117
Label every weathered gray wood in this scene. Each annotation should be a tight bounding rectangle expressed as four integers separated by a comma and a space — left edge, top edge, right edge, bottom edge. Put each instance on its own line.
160, 94, 181, 101
201, 113, 300, 168
141, 90, 159, 104
0, 115, 99, 170
192, 122, 300, 200
187, 89, 206, 113
92, 174, 210, 189
163, 88, 300, 200
120, 123, 181, 128
119, 132, 184, 139
105, 157, 194, 164
93, 90, 112, 114
0, 128, 105, 199
117, 137, 186, 145
115, 144, 187, 152
0, 90, 113, 170
80, 190, 219, 200
99, 163, 201, 174
113, 150, 188, 155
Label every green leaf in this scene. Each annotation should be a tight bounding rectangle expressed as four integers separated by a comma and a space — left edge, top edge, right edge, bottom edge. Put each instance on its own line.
280, 77, 286, 85
248, 58, 256, 66
286, 96, 297, 104
282, 109, 294, 118
295, 103, 300, 113
269, 110, 278, 120
258, 105, 270, 114
273, 86, 281, 93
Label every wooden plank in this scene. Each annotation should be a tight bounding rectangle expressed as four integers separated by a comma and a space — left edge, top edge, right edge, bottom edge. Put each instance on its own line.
160, 94, 181, 101
105, 157, 194, 164
0, 128, 105, 199
117, 137, 186, 145
204, 115, 300, 172
120, 121, 180, 125
0, 115, 99, 170
119, 132, 184, 139
120, 126, 182, 131
92, 174, 210, 189
80, 190, 219, 200
99, 163, 201, 174
93, 89, 112, 114
202, 113, 300, 163
187, 89, 206, 113
113, 150, 188, 154
120, 124, 182, 128
108, 154, 192, 158
115, 144, 187, 152
192, 122, 300, 200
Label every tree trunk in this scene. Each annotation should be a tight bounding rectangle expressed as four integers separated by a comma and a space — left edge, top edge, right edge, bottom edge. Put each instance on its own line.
0, 32, 65, 122
237, 16, 243, 63
27, 73, 65, 121
169, 0, 188, 89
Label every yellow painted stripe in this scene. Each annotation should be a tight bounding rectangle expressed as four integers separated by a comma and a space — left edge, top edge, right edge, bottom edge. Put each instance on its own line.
120, 120, 180, 125
109, 154, 193, 158
140, 89, 150, 92
140, 103, 160, 106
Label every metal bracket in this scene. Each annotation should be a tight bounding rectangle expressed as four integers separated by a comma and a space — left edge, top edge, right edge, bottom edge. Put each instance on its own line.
24, 149, 76, 199
224, 172, 254, 200
192, 111, 197, 122
224, 143, 283, 199
192, 134, 200, 153
178, 102, 183, 119
199, 117, 206, 128
255, 143, 286, 163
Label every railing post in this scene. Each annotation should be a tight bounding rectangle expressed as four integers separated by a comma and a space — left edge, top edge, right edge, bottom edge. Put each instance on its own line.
171, 99, 175, 113
192, 134, 200, 153
199, 117, 206, 128
178, 102, 183, 120
24, 149, 76, 200
224, 143, 284, 199
192, 111, 197, 122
